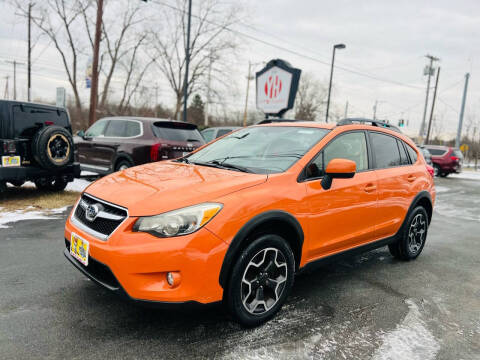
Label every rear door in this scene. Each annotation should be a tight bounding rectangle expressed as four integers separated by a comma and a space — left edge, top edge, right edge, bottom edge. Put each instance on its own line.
369, 131, 417, 239
303, 131, 379, 258
90, 119, 128, 171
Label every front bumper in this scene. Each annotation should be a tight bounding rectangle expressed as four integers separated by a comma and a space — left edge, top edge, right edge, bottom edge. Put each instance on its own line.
64, 214, 229, 304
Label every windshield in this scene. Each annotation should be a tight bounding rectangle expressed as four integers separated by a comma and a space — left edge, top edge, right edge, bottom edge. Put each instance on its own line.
186, 126, 329, 174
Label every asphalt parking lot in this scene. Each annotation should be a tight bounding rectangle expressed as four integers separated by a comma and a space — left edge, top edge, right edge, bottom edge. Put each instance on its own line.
1, 176, 479, 360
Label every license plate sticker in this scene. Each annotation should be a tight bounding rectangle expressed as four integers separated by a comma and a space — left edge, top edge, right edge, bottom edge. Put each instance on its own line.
1, 156, 21, 167
70, 233, 89, 266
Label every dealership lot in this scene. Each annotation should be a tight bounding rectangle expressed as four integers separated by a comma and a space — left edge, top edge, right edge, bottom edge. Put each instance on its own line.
1, 175, 479, 359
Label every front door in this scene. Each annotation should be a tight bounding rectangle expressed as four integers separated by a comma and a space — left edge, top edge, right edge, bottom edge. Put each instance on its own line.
303, 131, 378, 260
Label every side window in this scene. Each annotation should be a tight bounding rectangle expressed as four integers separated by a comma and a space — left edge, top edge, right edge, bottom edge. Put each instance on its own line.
202, 129, 215, 142
125, 121, 141, 137
370, 132, 401, 168
216, 129, 232, 138
305, 132, 368, 179
85, 119, 108, 137
104, 120, 127, 137
406, 144, 418, 163
397, 140, 410, 165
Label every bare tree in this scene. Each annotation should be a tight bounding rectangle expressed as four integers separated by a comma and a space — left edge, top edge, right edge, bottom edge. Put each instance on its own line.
294, 73, 327, 121
149, 0, 240, 119
13, 0, 93, 113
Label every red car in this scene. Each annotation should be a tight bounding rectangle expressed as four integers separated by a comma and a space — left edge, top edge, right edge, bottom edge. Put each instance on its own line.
425, 145, 463, 177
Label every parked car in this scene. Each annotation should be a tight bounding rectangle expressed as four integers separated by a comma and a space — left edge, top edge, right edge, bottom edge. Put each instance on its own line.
424, 145, 463, 177
65, 119, 435, 327
416, 145, 433, 166
201, 126, 241, 143
0, 100, 80, 193
75, 117, 205, 174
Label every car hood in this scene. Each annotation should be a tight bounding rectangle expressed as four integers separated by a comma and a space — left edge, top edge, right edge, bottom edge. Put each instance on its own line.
84, 161, 268, 216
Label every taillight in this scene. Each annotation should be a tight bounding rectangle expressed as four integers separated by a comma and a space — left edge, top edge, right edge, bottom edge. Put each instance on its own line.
426, 164, 434, 177
450, 156, 459, 162
3, 140, 16, 154
44, 121, 54, 126
150, 143, 161, 161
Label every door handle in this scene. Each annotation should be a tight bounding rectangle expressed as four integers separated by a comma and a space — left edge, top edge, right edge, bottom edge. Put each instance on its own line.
407, 175, 416, 182
364, 184, 377, 193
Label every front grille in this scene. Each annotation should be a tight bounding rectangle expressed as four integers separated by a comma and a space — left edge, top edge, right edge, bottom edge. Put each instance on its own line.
73, 194, 127, 239
65, 239, 120, 289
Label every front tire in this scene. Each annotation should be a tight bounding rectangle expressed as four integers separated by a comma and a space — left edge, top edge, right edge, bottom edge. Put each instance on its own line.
433, 164, 440, 177
225, 234, 295, 327
389, 206, 429, 261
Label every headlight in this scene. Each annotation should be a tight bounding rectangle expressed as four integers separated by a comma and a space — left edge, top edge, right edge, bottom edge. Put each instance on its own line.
133, 203, 223, 237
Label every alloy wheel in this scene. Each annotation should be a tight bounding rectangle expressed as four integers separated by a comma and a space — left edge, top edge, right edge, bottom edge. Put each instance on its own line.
241, 247, 288, 315
408, 213, 426, 254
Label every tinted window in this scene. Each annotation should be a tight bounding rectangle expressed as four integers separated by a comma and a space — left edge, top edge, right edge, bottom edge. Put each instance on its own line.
105, 120, 127, 137
216, 129, 232, 138
427, 148, 447, 156
12, 105, 69, 138
397, 140, 410, 165
370, 132, 401, 168
202, 129, 215, 142
406, 144, 418, 163
306, 132, 368, 178
85, 119, 108, 137
153, 123, 204, 143
125, 121, 141, 137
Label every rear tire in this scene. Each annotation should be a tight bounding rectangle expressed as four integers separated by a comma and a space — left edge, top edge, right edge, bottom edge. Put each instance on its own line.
225, 234, 295, 327
389, 206, 429, 261
34, 177, 68, 192
8, 180, 25, 187
439, 172, 448, 177
115, 159, 133, 172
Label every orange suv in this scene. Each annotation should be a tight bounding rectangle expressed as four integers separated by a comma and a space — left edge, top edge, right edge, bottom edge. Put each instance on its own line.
64, 119, 435, 327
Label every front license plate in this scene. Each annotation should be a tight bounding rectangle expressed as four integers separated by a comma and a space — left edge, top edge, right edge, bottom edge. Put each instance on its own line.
1, 155, 21, 167
70, 233, 89, 266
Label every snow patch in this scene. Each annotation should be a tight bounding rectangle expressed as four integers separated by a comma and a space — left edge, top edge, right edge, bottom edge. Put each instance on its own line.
0, 207, 68, 229
66, 178, 91, 192
449, 171, 480, 181
372, 299, 440, 360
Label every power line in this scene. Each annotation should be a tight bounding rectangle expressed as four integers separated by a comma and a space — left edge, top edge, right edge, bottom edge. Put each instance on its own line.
150, 0, 425, 91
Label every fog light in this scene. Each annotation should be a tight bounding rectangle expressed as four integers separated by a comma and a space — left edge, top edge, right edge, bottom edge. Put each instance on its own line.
166, 271, 181, 287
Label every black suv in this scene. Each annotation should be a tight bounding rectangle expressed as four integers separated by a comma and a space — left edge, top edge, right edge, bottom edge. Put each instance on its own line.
0, 100, 80, 193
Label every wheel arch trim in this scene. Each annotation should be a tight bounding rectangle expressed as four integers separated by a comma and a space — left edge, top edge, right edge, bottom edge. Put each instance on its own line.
218, 210, 304, 289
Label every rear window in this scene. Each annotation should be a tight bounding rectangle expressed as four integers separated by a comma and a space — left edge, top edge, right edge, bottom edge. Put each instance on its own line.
397, 140, 410, 165
216, 129, 233, 138
370, 132, 401, 168
453, 149, 464, 159
153, 122, 204, 143
406, 145, 418, 163
427, 148, 447, 156
12, 105, 69, 138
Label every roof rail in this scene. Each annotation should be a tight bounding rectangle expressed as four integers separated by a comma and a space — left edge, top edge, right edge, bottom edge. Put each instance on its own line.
336, 118, 402, 133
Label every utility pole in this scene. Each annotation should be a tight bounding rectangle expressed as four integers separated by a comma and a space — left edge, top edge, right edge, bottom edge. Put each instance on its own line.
425, 66, 441, 145
204, 53, 213, 127
4, 76, 9, 99
419, 54, 439, 138
455, 73, 470, 148
27, 2, 33, 102
182, 0, 192, 122
373, 100, 378, 120
242, 62, 253, 127
154, 84, 159, 117
344, 100, 348, 118
88, 0, 104, 127
6, 60, 25, 100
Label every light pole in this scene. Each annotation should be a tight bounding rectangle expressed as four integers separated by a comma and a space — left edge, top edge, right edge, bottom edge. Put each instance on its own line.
325, 43, 345, 123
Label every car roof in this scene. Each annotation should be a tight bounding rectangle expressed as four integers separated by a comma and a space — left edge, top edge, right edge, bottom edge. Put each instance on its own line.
100, 116, 186, 125
255, 121, 335, 130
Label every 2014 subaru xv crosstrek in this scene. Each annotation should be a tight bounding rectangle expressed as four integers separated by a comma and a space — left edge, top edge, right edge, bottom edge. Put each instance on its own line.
64, 119, 435, 327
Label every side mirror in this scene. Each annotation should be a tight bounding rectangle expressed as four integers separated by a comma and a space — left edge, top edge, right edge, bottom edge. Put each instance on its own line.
321, 158, 356, 190
77, 130, 85, 137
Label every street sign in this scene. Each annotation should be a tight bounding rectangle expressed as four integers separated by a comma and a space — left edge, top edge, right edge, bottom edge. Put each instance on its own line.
56, 87, 66, 108
460, 144, 469, 153
256, 59, 301, 117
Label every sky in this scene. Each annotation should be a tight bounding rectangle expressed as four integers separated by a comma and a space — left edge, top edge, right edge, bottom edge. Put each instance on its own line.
0, 0, 478, 139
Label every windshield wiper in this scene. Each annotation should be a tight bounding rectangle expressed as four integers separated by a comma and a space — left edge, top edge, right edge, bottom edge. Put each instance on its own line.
191, 160, 252, 173
176, 157, 190, 164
